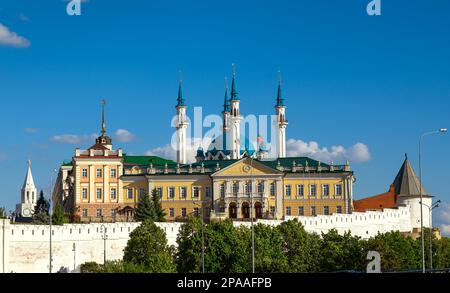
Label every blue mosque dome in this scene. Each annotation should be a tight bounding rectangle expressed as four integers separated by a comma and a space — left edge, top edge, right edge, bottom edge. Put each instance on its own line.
205, 134, 256, 160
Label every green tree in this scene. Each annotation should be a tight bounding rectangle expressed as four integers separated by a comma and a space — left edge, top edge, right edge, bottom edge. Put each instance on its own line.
434, 237, 450, 269
134, 193, 156, 222
319, 229, 367, 272
52, 203, 68, 225
123, 220, 176, 273
0, 207, 6, 219
252, 223, 288, 273
278, 219, 321, 272
32, 190, 50, 224
367, 231, 420, 272
80, 261, 148, 273
151, 188, 166, 222
176, 217, 249, 273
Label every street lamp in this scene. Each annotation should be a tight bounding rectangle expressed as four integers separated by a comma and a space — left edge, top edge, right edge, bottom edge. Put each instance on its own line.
100, 224, 108, 265
192, 200, 205, 273
420, 200, 440, 272
419, 129, 447, 273
49, 168, 57, 274
250, 157, 255, 274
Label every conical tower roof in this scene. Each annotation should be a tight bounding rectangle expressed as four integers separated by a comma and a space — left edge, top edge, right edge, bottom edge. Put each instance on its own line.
22, 160, 36, 191
393, 155, 430, 197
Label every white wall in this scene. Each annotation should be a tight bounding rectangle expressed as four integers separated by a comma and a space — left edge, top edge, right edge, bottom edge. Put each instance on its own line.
0, 206, 413, 273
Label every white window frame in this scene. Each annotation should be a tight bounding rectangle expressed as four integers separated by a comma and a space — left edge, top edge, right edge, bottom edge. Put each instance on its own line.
270, 183, 275, 197
180, 187, 187, 200
297, 185, 304, 197
298, 206, 304, 216
127, 188, 133, 199
110, 169, 117, 178
285, 185, 292, 197
110, 188, 117, 200
169, 208, 175, 217
82, 188, 88, 199
192, 186, 200, 199
82, 169, 88, 178
286, 206, 292, 216
96, 188, 102, 200
324, 205, 330, 215
335, 184, 343, 197
322, 184, 330, 197
309, 184, 317, 197
96, 168, 102, 178
168, 187, 175, 200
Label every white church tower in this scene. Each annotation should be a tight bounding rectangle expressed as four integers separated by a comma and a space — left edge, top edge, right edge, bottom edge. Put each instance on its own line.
230, 64, 243, 160
16, 160, 37, 218
176, 79, 189, 164
275, 76, 288, 158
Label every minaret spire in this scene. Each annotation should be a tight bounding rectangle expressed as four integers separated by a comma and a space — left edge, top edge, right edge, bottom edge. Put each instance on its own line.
230, 64, 238, 101
176, 72, 189, 164
223, 77, 230, 113
275, 71, 288, 158
101, 98, 106, 136
276, 71, 285, 107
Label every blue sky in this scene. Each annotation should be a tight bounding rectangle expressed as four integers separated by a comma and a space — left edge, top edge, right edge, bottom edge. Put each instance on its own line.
0, 0, 449, 232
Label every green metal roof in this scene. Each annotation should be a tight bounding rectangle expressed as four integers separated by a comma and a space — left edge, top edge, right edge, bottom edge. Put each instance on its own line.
123, 155, 176, 166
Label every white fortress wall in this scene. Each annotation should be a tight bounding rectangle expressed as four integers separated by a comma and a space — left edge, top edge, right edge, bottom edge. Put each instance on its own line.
0, 207, 412, 273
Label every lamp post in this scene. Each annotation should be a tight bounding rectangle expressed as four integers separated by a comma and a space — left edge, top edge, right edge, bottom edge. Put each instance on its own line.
250, 157, 255, 274
49, 168, 57, 274
100, 224, 108, 265
192, 200, 205, 273
420, 200, 440, 271
419, 128, 447, 273
72, 243, 76, 272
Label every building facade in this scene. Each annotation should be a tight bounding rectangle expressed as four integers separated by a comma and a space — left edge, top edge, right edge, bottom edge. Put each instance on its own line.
53, 69, 355, 223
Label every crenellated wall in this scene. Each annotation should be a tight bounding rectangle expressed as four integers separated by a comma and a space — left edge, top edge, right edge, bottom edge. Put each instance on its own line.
0, 206, 413, 273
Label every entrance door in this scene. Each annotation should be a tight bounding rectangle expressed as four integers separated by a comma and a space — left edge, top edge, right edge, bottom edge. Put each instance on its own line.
242, 202, 250, 219
229, 203, 237, 219
255, 202, 263, 219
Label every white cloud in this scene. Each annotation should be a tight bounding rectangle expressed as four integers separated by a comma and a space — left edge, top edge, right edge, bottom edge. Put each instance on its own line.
286, 139, 371, 164
114, 129, 135, 143
18, 13, 30, 22
51, 134, 97, 144
24, 128, 38, 134
0, 23, 30, 48
435, 202, 450, 237
145, 137, 212, 164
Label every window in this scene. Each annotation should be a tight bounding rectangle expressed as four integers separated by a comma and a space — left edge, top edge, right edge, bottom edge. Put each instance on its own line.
110, 169, 117, 178
286, 206, 292, 216
139, 188, 146, 197
157, 187, 163, 198
205, 187, 211, 198
297, 185, 304, 197
82, 188, 88, 199
245, 181, 252, 195
310, 185, 317, 197
96, 188, 102, 200
335, 184, 343, 196
336, 206, 343, 214
257, 182, 264, 194
270, 183, 275, 197
169, 187, 175, 199
96, 209, 102, 217
285, 185, 292, 197
127, 188, 133, 199
220, 184, 225, 198
311, 206, 317, 216
324, 206, 330, 215
181, 208, 187, 217
169, 208, 175, 217
298, 206, 305, 216
192, 187, 200, 199
82, 209, 88, 217
322, 184, 330, 197
232, 182, 239, 195
180, 187, 187, 199
110, 188, 117, 200
270, 206, 276, 217
96, 169, 102, 178
111, 209, 117, 218
82, 169, 88, 178
194, 207, 200, 216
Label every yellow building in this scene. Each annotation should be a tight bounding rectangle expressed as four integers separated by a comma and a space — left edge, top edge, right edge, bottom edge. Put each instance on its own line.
53, 72, 355, 223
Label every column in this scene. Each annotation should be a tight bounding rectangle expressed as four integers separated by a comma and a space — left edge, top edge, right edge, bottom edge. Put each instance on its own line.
276, 179, 283, 220
89, 165, 95, 203
104, 165, 109, 203
213, 180, 220, 213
